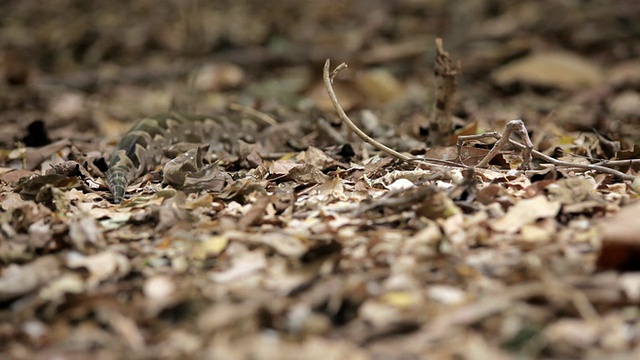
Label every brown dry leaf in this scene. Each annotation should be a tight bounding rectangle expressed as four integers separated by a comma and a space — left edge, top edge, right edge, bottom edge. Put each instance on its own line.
597, 201, 640, 270
15, 174, 81, 199
50, 92, 86, 119
287, 163, 330, 185
359, 298, 404, 329
546, 177, 596, 204
205, 333, 369, 360
490, 195, 561, 233
3, 3, 640, 359
68, 215, 106, 251
0, 168, 37, 184
491, 51, 604, 90
354, 68, 405, 104
546, 177, 608, 214
28, 218, 54, 250
162, 145, 209, 186
143, 275, 182, 317
96, 307, 146, 350
242, 231, 309, 258
609, 90, 640, 119
268, 159, 300, 176
238, 195, 270, 230
296, 146, 336, 169
197, 301, 261, 333
308, 80, 361, 112
615, 145, 640, 172
451, 120, 479, 146
22, 139, 72, 171
210, 249, 267, 283
192, 63, 245, 91
0, 191, 33, 211
0, 256, 60, 301
607, 59, 640, 88
217, 177, 267, 200
66, 251, 131, 288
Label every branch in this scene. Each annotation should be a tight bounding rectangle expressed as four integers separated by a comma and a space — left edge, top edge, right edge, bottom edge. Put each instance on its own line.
429, 38, 461, 146
322, 59, 461, 169
458, 122, 636, 181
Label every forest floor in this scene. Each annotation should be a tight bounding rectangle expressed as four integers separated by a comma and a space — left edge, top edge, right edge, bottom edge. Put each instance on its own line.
2, 1, 640, 359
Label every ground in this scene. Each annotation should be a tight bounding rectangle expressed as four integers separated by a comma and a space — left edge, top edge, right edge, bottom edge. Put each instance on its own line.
1, 1, 640, 359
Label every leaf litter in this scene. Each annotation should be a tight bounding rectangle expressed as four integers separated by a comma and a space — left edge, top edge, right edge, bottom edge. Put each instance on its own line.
2, 1, 640, 359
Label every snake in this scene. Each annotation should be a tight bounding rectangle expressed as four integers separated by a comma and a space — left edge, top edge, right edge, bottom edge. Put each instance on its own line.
106, 111, 262, 204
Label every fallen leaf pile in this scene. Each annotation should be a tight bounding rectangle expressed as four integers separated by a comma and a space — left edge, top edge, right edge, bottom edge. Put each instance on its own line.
1, 1, 640, 359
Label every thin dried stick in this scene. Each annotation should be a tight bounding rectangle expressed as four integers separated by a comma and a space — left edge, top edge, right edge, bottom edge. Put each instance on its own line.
323, 59, 462, 169
324, 60, 413, 162
324, 59, 635, 182
472, 119, 533, 168
458, 122, 636, 181
593, 159, 640, 167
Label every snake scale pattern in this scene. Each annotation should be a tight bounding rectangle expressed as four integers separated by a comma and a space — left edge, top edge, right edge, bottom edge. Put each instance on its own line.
107, 112, 261, 203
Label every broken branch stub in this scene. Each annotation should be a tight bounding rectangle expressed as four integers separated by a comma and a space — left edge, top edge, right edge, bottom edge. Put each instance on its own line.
429, 38, 462, 146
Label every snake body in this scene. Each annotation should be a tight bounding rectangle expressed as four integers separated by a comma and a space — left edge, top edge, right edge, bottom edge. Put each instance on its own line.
107, 112, 257, 203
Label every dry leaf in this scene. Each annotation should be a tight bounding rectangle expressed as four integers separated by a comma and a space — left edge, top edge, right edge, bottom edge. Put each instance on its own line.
0, 256, 60, 301
66, 251, 131, 288
490, 195, 561, 233
597, 201, 640, 270
492, 51, 604, 90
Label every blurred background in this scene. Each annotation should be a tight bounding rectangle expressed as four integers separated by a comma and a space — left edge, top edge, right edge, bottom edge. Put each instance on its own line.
1, 0, 639, 146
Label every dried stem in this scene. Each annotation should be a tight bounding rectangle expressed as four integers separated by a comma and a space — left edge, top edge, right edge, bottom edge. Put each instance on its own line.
323, 59, 461, 168
458, 121, 636, 181
473, 119, 533, 168
324, 59, 636, 182
323, 60, 414, 162
429, 38, 461, 146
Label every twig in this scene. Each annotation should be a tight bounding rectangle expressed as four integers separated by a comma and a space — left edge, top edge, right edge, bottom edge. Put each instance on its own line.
324, 59, 635, 182
429, 38, 461, 146
593, 159, 640, 167
322, 59, 462, 169
464, 119, 533, 169
458, 121, 636, 181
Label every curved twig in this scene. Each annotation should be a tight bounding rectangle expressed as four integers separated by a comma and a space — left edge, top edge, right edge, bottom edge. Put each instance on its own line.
322, 59, 461, 169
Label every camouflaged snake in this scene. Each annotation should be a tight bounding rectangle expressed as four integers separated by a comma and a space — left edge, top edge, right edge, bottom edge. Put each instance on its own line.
107, 112, 260, 203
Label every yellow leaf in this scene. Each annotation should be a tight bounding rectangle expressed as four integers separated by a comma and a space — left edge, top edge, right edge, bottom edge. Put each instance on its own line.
193, 235, 229, 260
380, 291, 417, 309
